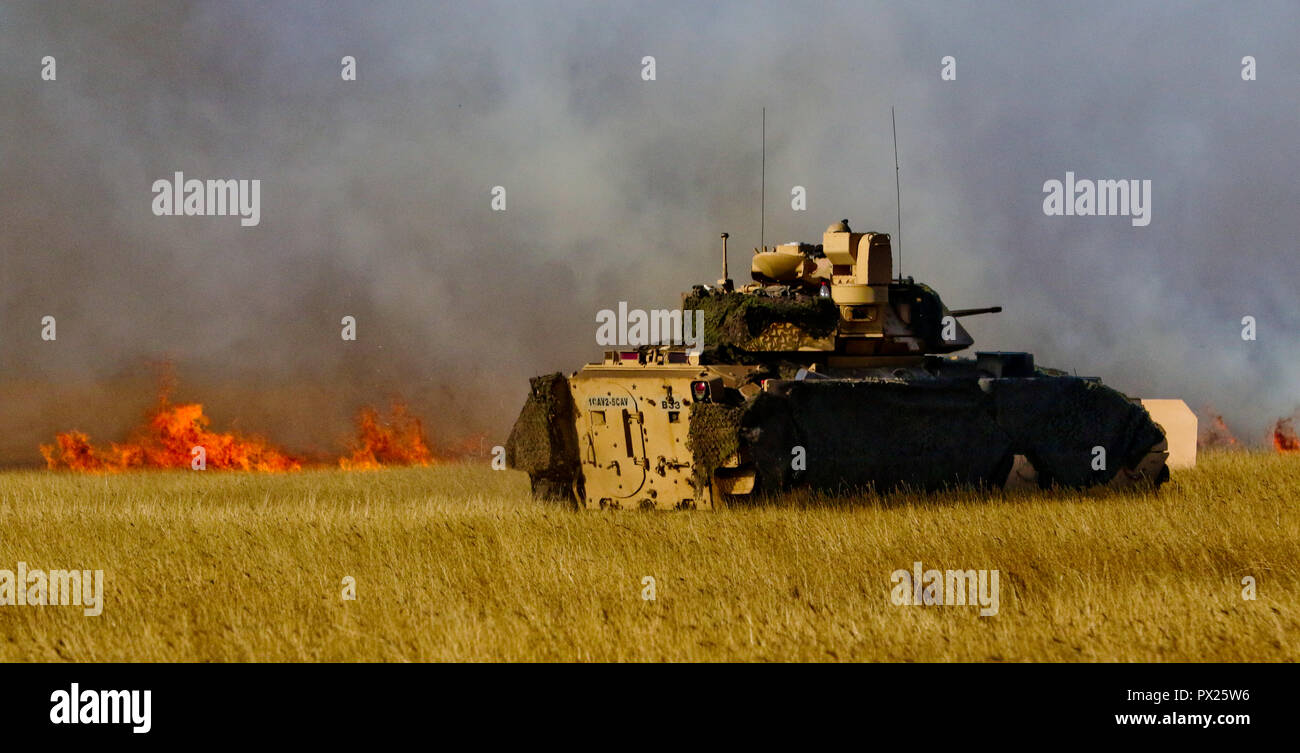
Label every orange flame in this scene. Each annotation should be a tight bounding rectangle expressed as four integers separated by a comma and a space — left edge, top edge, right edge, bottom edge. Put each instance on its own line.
1274, 418, 1299, 453
42, 397, 301, 471
338, 404, 436, 469
41, 368, 473, 471
1198, 412, 1240, 449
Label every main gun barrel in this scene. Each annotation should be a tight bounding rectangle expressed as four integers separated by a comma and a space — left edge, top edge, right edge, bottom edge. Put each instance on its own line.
948, 306, 1003, 318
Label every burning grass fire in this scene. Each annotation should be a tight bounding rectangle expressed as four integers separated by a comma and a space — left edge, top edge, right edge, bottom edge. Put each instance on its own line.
339, 404, 435, 469
1275, 417, 1299, 453
1198, 411, 1240, 449
41, 388, 440, 472
1197, 407, 1300, 454
42, 395, 301, 471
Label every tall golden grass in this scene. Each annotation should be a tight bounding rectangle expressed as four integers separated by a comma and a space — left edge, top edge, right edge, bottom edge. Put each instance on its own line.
0, 450, 1295, 661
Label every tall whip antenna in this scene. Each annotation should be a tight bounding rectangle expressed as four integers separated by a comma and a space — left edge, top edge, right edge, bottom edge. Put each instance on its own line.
892, 106, 902, 279
761, 106, 766, 252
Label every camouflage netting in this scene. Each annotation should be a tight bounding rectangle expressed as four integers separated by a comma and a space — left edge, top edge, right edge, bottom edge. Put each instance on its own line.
741, 379, 1006, 492
682, 291, 837, 358
724, 375, 1166, 493
990, 378, 1165, 486
505, 373, 579, 500
685, 403, 745, 488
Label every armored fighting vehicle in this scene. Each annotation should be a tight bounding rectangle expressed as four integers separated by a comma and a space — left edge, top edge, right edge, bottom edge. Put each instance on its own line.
507, 220, 1191, 509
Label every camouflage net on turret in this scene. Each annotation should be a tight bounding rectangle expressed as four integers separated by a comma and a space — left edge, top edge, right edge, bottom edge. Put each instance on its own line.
505, 373, 579, 500
682, 291, 837, 359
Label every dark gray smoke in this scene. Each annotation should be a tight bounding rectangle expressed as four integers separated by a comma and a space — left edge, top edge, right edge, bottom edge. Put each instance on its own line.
2, 1, 1296, 463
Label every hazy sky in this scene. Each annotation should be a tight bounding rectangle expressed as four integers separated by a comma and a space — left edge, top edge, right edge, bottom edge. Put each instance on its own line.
1, 1, 1296, 463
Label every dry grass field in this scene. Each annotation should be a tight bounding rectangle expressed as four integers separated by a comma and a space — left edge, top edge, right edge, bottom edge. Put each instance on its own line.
0, 450, 1296, 662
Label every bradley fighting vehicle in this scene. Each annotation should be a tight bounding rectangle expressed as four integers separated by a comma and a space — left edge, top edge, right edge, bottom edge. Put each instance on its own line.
507, 220, 1196, 510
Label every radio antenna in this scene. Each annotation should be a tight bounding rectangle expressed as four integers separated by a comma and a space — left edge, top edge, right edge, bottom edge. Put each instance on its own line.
892, 106, 902, 280
761, 106, 766, 252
